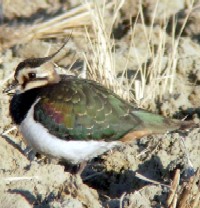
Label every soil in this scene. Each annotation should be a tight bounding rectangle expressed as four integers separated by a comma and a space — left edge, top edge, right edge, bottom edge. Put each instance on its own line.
0, 1, 200, 208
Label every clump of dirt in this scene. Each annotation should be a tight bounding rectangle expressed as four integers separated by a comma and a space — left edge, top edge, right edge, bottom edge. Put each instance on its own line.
0, 162, 101, 208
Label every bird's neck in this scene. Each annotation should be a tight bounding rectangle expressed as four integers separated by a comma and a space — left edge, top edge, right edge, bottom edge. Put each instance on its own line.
10, 88, 41, 125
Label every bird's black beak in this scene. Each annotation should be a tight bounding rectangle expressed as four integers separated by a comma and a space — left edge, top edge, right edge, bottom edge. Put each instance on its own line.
3, 80, 19, 95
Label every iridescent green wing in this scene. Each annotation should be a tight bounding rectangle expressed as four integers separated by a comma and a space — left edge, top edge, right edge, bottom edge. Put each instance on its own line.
34, 77, 142, 141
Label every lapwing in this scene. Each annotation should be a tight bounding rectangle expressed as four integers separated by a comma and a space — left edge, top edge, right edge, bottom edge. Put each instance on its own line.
6, 43, 195, 165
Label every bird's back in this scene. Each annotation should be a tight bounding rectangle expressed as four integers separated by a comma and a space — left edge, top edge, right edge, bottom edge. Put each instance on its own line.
34, 76, 142, 141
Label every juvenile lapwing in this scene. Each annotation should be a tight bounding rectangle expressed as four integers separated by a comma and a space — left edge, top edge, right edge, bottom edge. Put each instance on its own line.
7, 43, 194, 165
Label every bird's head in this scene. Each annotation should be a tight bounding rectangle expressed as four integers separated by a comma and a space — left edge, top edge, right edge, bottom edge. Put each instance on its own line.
13, 57, 60, 93
4, 41, 67, 93
4, 41, 69, 94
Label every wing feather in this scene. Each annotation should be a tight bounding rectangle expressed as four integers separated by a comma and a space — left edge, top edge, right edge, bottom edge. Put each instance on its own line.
34, 77, 141, 141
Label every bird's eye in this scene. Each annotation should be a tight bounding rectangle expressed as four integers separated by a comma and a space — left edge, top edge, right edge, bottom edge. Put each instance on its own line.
28, 73, 36, 79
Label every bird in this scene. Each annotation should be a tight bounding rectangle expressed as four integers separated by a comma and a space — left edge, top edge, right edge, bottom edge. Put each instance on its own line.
7, 43, 195, 166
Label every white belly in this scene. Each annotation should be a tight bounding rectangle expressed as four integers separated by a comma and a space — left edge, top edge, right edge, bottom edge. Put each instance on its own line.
19, 102, 120, 164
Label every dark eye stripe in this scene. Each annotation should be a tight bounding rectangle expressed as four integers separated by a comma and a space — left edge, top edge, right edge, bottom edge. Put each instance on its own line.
28, 73, 36, 79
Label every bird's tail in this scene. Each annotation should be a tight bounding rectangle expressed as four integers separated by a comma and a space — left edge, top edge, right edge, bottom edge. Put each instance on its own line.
132, 110, 198, 134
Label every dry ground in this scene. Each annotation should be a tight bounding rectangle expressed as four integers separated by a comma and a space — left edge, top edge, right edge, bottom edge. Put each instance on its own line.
0, 1, 200, 207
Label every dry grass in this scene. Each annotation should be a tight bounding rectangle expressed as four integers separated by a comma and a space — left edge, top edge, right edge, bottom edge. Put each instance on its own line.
132, 1, 194, 108
167, 169, 200, 208
0, 3, 92, 51
0, 0, 195, 108
83, 0, 127, 95
83, 0, 195, 108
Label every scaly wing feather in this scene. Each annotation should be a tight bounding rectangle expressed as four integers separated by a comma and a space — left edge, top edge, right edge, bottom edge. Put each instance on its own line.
34, 77, 189, 142
34, 77, 141, 141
